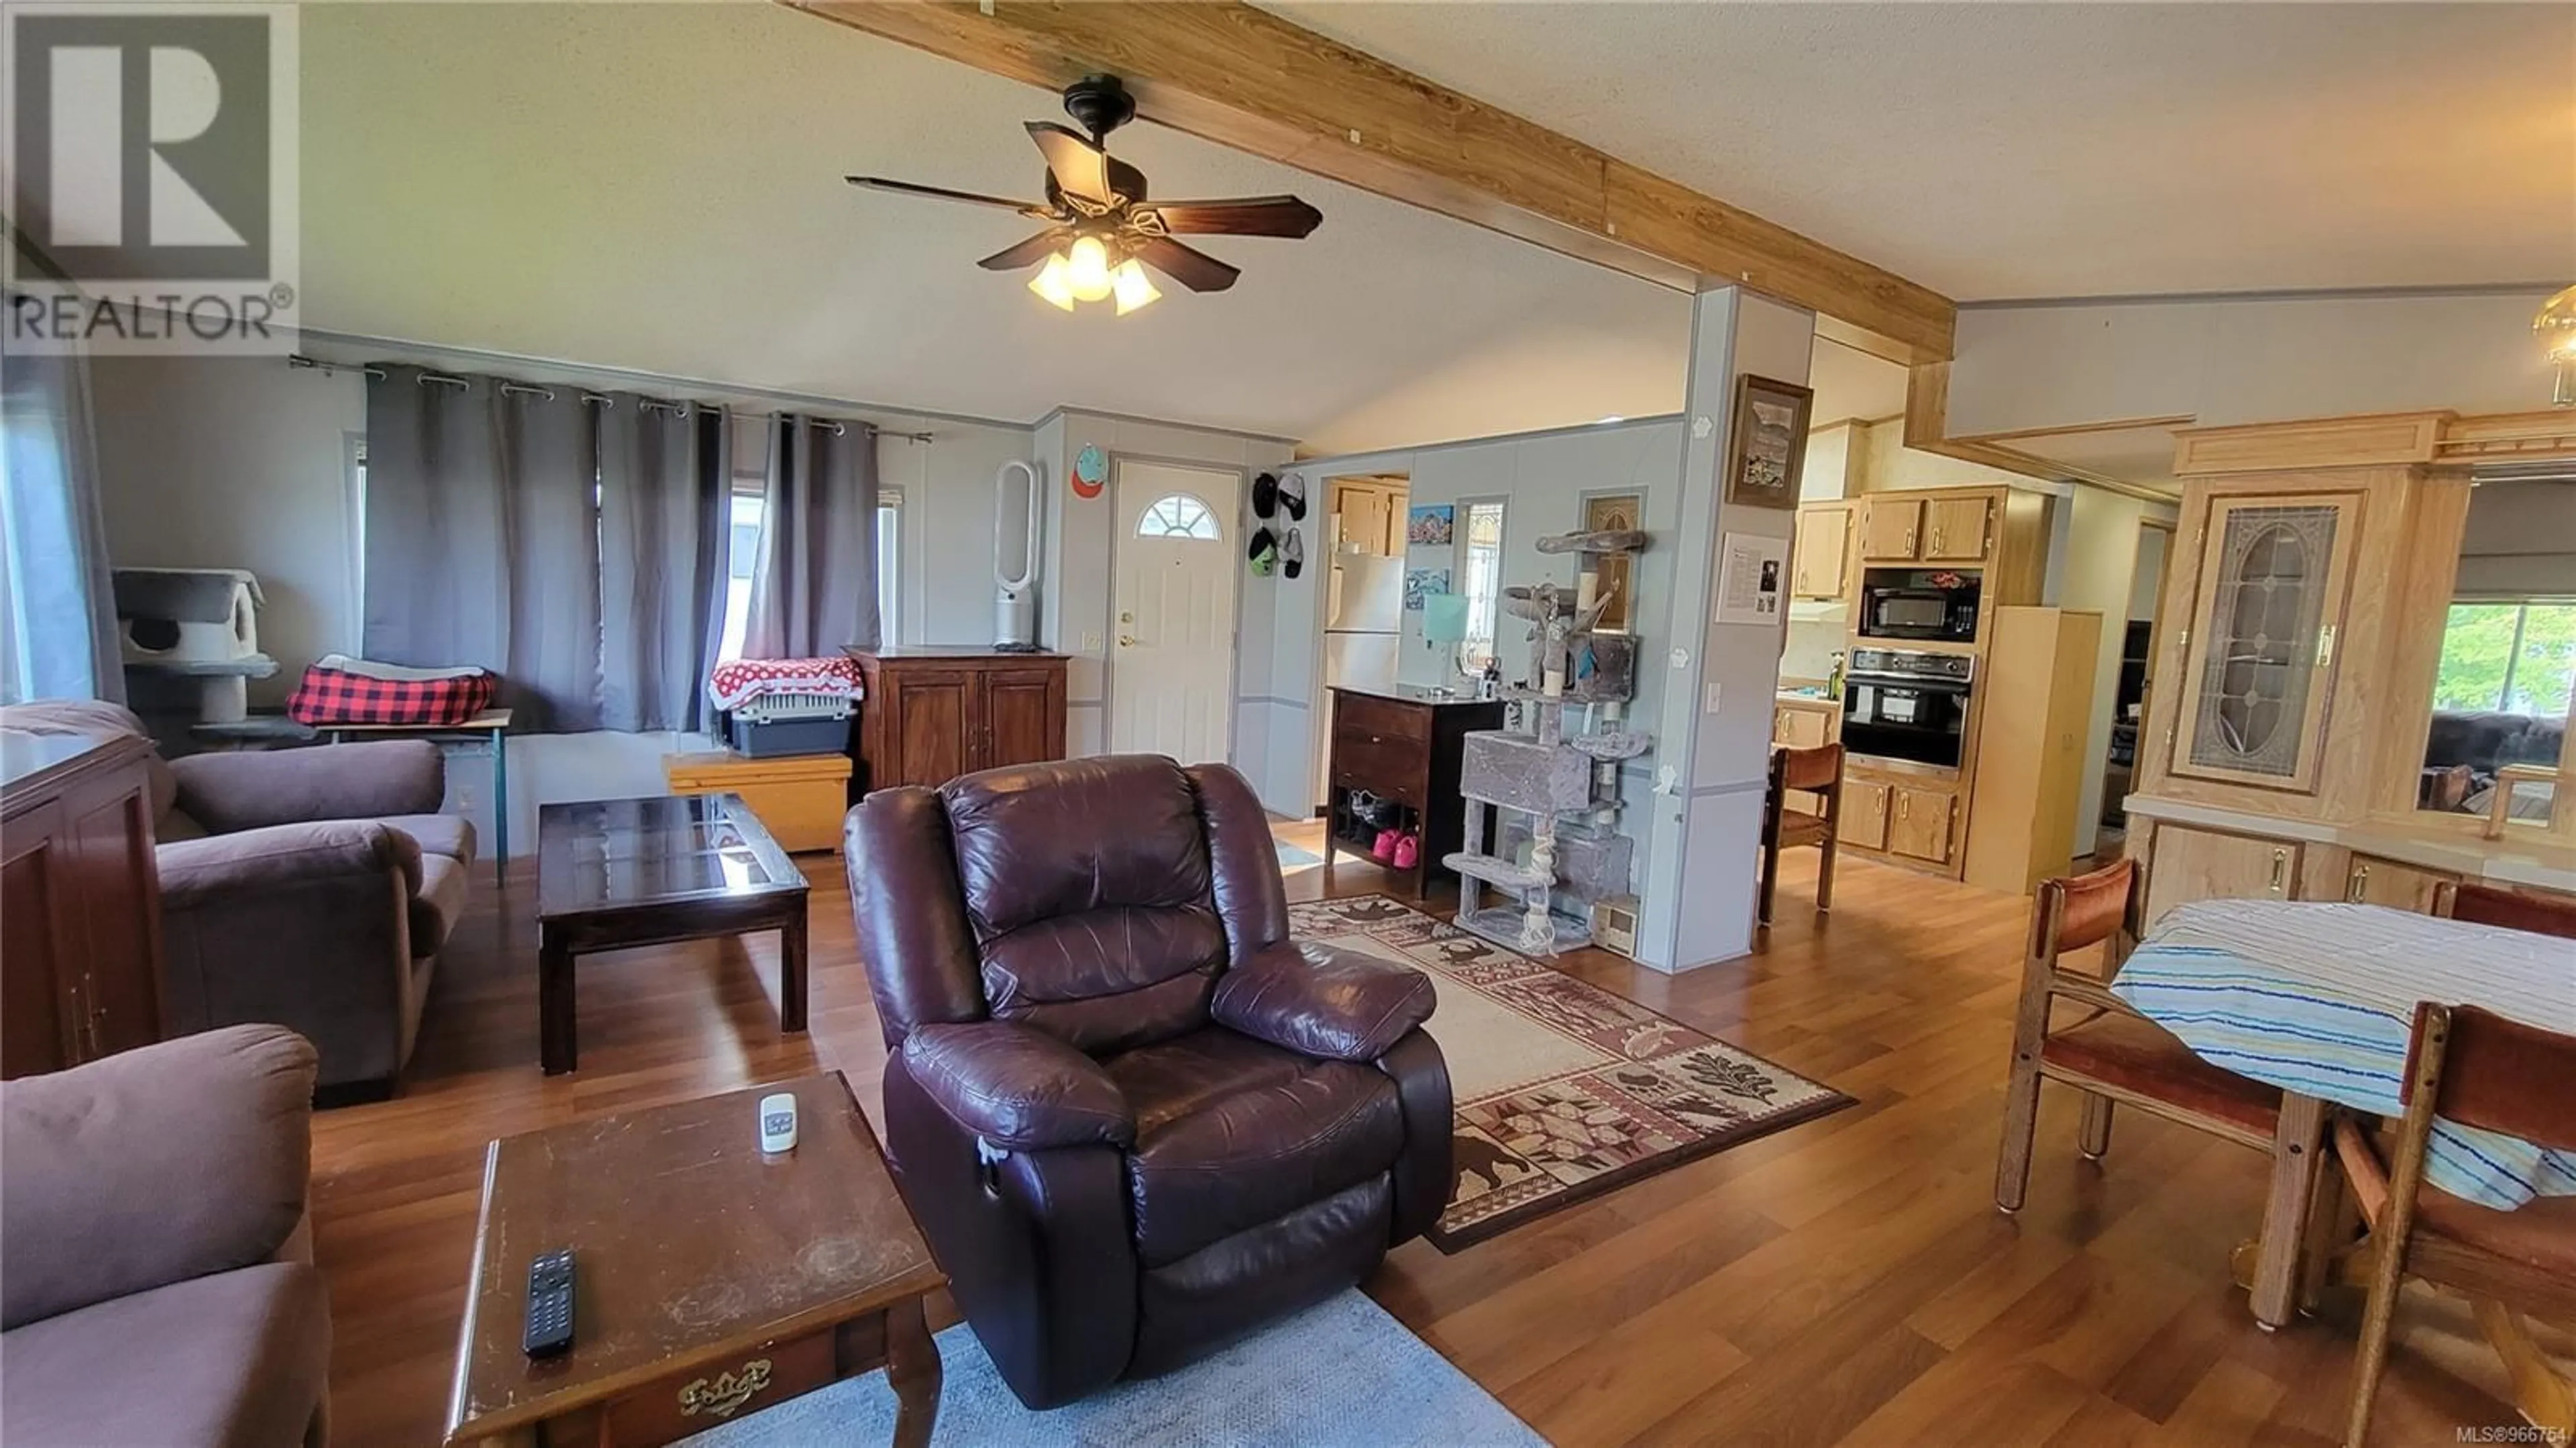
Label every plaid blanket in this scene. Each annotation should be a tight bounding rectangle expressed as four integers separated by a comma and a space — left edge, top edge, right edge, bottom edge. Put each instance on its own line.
287, 654, 497, 727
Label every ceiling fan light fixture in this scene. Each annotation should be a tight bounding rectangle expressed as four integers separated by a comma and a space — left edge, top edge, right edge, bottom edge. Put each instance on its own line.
1028, 252, 1077, 311
1112, 258, 1161, 315
1065, 236, 1116, 302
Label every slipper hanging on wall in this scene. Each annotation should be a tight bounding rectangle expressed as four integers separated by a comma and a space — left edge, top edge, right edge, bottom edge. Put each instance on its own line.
1280, 526, 1305, 580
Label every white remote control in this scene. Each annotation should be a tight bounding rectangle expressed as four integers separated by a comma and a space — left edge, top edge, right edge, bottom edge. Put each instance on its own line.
758, 1092, 798, 1153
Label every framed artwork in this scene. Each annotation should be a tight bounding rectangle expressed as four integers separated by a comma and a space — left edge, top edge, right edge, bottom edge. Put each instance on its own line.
1406, 503, 1455, 548
1403, 568, 1450, 612
1723, 374, 1813, 511
1580, 491, 1642, 632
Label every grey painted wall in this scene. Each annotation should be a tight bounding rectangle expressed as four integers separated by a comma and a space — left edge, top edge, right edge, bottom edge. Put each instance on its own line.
1244, 415, 1690, 947
82, 346, 1288, 847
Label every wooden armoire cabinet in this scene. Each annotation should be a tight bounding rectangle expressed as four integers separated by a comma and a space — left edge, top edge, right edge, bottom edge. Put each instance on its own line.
846, 648, 1069, 794
2, 729, 166, 1078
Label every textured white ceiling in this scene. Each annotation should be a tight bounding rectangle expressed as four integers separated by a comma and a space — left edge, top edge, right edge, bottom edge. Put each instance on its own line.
1265, 1, 2576, 301
297, 3, 1701, 455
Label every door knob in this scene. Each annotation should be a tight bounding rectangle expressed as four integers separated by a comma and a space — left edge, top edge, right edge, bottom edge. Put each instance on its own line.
1119, 635, 1136, 647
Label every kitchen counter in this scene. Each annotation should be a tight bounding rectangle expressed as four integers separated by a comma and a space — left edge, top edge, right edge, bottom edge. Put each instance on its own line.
2125, 793, 2576, 894
1328, 682, 1499, 707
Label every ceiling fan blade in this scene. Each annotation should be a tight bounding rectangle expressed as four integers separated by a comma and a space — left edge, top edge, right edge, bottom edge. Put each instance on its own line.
1130, 236, 1241, 293
978, 229, 1072, 272
1136, 197, 1322, 239
847, 176, 1053, 218
1026, 122, 1117, 207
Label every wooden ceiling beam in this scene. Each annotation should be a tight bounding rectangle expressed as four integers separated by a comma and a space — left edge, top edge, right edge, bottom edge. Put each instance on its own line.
785, 0, 1957, 362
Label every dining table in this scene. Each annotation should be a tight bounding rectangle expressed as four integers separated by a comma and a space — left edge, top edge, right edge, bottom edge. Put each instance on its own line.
2113, 898, 2575, 1424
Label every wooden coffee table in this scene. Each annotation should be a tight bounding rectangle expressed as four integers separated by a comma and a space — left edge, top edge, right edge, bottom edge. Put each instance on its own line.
443, 1074, 945, 1447
535, 794, 808, 1074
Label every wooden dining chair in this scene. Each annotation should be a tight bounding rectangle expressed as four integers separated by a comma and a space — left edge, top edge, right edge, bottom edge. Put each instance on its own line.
2434, 880, 2576, 939
1994, 858, 2286, 1213
2336, 1002, 2576, 1447
1758, 743, 1842, 927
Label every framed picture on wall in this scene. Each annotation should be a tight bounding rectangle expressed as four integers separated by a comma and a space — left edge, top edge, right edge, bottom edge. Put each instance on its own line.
1406, 503, 1455, 548
1580, 492, 1642, 632
1723, 374, 1814, 511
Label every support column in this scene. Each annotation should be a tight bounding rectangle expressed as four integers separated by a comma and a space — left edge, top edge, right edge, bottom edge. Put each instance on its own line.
1635, 287, 1814, 972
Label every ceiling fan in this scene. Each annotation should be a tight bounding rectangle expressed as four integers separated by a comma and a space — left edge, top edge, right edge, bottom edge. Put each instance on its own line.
847, 74, 1322, 313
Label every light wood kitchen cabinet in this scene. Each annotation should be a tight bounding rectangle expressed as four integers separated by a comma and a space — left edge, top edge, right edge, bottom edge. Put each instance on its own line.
2337, 853, 2457, 911
1772, 701, 1835, 750
1962, 607, 2103, 894
2169, 491, 2362, 795
1887, 786, 1956, 864
1792, 503, 1854, 600
2141, 823, 2301, 930
1859, 496, 1922, 561
1843, 780, 1890, 851
1921, 496, 1995, 562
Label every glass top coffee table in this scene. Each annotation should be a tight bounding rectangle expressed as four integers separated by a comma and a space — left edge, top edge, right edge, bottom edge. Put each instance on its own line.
535, 795, 808, 1074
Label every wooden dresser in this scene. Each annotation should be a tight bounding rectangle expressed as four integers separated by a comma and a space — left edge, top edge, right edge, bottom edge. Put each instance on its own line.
1324, 686, 1505, 899
1, 728, 165, 1078
845, 648, 1069, 794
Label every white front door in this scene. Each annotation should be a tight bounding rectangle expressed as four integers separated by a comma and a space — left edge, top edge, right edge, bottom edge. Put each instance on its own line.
1110, 461, 1241, 765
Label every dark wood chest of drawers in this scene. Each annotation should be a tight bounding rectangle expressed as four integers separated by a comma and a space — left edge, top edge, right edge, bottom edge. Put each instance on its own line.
1324, 687, 1504, 899
1, 729, 165, 1078
847, 648, 1069, 794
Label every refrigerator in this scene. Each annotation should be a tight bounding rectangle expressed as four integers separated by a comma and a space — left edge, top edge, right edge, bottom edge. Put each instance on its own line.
1324, 552, 1403, 693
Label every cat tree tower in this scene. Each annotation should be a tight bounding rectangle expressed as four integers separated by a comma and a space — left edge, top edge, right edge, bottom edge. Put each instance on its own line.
1444, 528, 1651, 955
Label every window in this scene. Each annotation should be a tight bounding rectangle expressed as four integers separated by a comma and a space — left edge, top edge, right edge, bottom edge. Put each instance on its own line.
1137, 493, 1220, 540
343, 435, 367, 651
716, 491, 765, 662
2432, 601, 2576, 715
1460, 500, 1506, 670
715, 488, 902, 660
2420, 599, 2573, 819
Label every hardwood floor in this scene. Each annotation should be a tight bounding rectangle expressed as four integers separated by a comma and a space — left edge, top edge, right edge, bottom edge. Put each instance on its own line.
314, 823, 2546, 1447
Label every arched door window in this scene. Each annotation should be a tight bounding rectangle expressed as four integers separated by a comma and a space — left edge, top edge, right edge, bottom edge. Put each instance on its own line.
1136, 494, 1221, 541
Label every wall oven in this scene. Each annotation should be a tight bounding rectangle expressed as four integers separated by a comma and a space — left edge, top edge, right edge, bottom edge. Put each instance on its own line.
1860, 568, 1981, 642
1841, 648, 1974, 770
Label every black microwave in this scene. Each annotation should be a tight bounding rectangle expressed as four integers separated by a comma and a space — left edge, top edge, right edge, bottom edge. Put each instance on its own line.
1859, 568, 1981, 641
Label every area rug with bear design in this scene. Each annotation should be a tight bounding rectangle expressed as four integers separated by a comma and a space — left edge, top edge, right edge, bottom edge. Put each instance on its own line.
1289, 895, 1854, 1251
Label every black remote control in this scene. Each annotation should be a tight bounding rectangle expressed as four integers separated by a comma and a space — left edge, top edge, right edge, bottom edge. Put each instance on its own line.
523, 1248, 575, 1358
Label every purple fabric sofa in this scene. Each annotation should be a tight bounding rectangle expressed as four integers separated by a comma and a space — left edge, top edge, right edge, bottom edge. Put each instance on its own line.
0, 700, 474, 1098
1, 1025, 331, 1446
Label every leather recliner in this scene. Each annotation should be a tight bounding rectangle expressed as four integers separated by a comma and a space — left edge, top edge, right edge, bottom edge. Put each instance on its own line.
846, 755, 1451, 1409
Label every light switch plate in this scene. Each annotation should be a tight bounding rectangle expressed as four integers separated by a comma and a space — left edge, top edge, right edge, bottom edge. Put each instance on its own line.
1703, 682, 1724, 715
1081, 630, 1104, 651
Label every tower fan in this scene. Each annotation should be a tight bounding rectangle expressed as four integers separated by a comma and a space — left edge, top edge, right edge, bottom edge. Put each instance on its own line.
995, 459, 1042, 650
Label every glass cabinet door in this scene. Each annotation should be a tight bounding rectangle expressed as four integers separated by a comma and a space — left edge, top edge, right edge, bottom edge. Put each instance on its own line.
2172, 493, 2362, 792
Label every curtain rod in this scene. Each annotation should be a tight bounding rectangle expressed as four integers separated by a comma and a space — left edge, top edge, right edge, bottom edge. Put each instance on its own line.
285, 354, 933, 442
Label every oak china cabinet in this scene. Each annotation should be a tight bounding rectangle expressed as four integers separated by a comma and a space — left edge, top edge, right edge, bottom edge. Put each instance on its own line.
2124, 411, 2576, 924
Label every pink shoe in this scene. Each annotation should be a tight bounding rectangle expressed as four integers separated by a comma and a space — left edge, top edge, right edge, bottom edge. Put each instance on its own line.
1391, 833, 1421, 870
1372, 828, 1401, 862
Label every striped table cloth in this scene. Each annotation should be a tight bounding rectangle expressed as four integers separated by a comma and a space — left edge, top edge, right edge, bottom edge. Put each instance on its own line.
2113, 899, 2576, 1210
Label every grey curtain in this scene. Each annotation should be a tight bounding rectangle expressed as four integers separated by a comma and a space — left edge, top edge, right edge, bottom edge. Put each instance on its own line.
0, 345, 123, 704
743, 415, 879, 658
362, 367, 601, 731
597, 400, 727, 731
